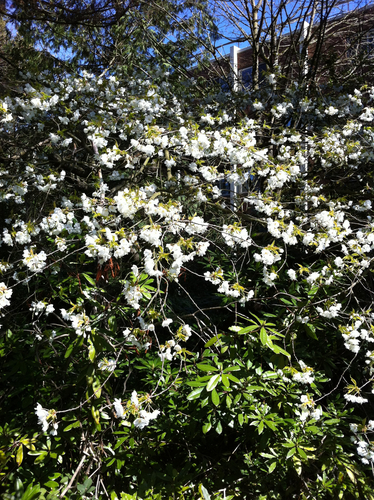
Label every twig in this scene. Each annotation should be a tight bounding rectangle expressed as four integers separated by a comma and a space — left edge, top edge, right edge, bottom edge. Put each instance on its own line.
59, 447, 88, 498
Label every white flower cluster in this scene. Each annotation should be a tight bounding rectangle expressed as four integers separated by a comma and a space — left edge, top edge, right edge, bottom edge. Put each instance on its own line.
133, 409, 161, 429
0, 282, 12, 309
183, 216, 208, 235
39, 207, 77, 235
271, 102, 293, 119
30, 301, 55, 315
140, 225, 162, 247
14, 223, 32, 245
61, 308, 91, 337
287, 269, 297, 280
254, 247, 283, 266
316, 302, 342, 319
292, 361, 315, 385
35, 403, 58, 436
143, 249, 162, 278
85, 229, 137, 265
204, 268, 253, 303
123, 328, 151, 350
298, 395, 322, 422
344, 393, 368, 404
179, 324, 192, 341
263, 268, 278, 286
159, 339, 182, 361
22, 248, 47, 273
123, 281, 143, 309
98, 146, 122, 169
204, 267, 224, 285
113, 390, 160, 429
222, 224, 252, 248
166, 243, 194, 280
350, 421, 374, 464
340, 318, 374, 354
114, 188, 149, 219
267, 168, 291, 189
98, 358, 117, 372
159, 322, 194, 361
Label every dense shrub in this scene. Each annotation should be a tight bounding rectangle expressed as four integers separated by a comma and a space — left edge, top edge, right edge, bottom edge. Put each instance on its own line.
1, 67, 374, 499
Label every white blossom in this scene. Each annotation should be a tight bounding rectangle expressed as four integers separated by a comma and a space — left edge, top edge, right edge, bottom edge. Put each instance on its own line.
0, 283, 12, 309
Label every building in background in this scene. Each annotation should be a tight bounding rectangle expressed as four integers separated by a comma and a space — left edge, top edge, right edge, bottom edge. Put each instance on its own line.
202, 2, 374, 93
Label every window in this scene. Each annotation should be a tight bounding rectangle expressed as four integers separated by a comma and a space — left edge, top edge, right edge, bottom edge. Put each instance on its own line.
217, 179, 231, 198
213, 76, 231, 93
362, 30, 374, 58
347, 29, 374, 59
240, 66, 253, 88
239, 63, 267, 88
218, 77, 231, 92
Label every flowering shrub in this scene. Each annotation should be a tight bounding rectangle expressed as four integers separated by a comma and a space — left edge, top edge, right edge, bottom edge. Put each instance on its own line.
1, 67, 374, 499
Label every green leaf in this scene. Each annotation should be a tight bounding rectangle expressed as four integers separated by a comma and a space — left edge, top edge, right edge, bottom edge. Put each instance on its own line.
238, 414, 244, 426
308, 285, 319, 297
268, 461, 277, 473
286, 447, 296, 459
233, 394, 242, 404
187, 387, 204, 400
108, 316, 117, 333
91, 406, 100, 425
16, 444, 23, 466
88, 339, 96, 362
283, 441, 296, 448
114, 437, 129, 450
64, 341, 76, 359
64, 336, 83, 359
345, 466, 357, 484
206, 374, 220, 392
221, 374, 230, 388
324, 418, 340, 425
34, 451, 48, 464
262, 371, 279, 379
83, 478, 93, 490
258, 421, 264, 434
246, 385, 263, 392
204, 335, 222, 347
185, 381, 207, 387
238, 325, 259, 334
260, 327, 268, 346
211, 389, 220, 406
223, 365, 241, 372
264, 420, 277, 431
303, 323, 318, 340
202, 422, 211, 434
63, 420, 81, 432
280, 297, 293, 306
20, 483, 42, 500
227, 373, 240, 384
297, 447, 308, 460
199, 484, 211, 500
92, 378, 102, 399
271, 344, 291, 358
305, 426, 321, 435
216, 421, 223, 434
44, 481, 59, 488
197, 363, 218, 372
82, 273, 96, 286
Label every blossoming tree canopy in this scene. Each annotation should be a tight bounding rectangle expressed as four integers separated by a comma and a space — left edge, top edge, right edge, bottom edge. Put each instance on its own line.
1, 67, 374, 498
